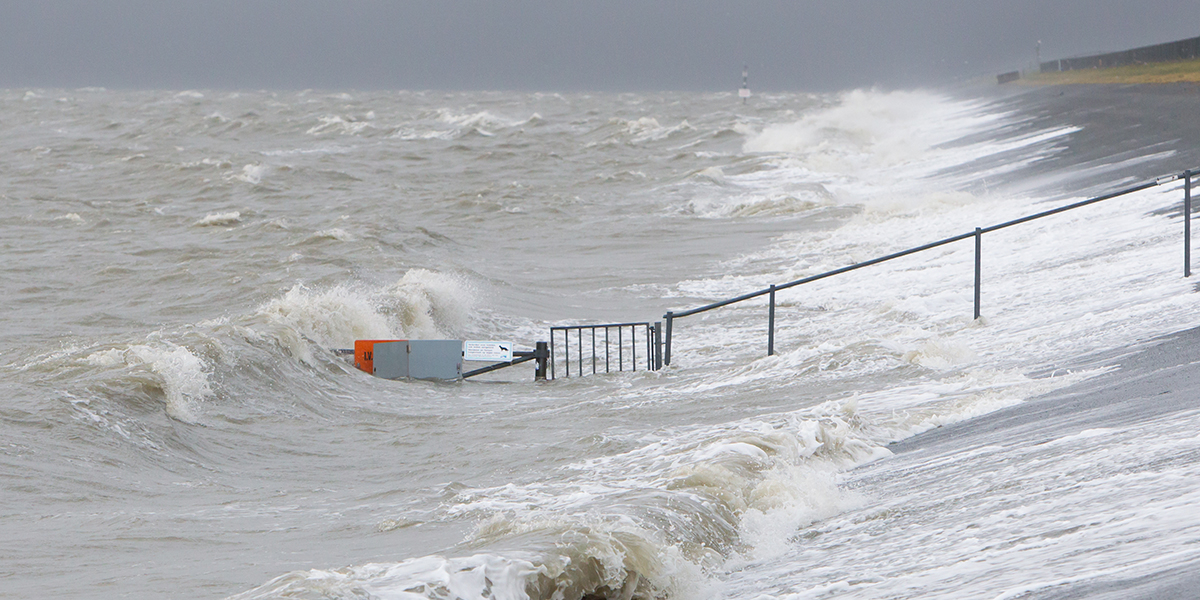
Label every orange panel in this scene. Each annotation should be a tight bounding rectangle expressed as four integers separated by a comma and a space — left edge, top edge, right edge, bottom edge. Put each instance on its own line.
354, 340, 404, 374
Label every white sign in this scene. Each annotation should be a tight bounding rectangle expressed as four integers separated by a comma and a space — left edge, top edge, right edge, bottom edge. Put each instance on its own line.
463, 340, 513, 362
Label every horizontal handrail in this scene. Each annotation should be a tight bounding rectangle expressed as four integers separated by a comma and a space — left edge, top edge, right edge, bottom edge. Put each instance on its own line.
671, 174, 1185, 320
664, 168, 1197, 366
978, 180, 1161, 235
672, 230, 980, 318
550, 321, 651, 331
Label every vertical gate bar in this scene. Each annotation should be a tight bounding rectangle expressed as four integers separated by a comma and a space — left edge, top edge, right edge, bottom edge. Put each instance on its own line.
619, 326, 624, 371
1186, 170, 1192, 277
768, 284, 776, 356
578, 328, 583, 377
632, 325, 637, 371
564, 329, 570, 377
664, 312, 673, 366
974, 227, 983, 320
550, 330, 556, 380
592, 327, 597, 374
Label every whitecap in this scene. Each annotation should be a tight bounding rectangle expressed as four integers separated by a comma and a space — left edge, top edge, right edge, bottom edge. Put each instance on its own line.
194, 211, 241, 227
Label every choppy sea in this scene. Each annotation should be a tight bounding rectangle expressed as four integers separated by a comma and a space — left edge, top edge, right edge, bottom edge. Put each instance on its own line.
3, 85, 1199, 599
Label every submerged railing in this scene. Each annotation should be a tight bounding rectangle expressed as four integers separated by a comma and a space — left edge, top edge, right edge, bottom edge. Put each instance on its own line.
351, 170, 1197, 382
550, 321, 662, 379
659, 169, 1198, 366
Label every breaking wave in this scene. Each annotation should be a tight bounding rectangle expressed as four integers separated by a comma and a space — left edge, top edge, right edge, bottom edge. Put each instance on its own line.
23, 269, 476, 423
246, 269, 476, 364
81, 341, 215, 422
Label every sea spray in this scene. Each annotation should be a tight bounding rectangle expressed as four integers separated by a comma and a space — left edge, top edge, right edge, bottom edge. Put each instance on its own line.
252, 269, 475, 362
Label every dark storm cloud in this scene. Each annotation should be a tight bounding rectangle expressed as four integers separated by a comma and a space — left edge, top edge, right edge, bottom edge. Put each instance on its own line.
0, 1, 1194, 91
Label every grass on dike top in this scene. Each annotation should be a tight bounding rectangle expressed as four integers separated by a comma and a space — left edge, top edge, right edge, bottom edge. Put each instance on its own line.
1022, 58, 1200, 84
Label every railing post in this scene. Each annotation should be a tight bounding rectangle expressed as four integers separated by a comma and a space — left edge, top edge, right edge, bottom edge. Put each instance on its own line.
1186, 170, 1192, 278
549, 331, 555, 380
974, 227, 982, 320
664, 312, 673, 366
767, 284, 776, 356
534, 341, 548, 380
654, 321, 662, 370
646, 324, 652, 371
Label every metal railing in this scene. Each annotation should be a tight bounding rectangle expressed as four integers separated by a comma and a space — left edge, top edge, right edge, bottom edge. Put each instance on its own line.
550, 321, 662, 379
661, 169, 1197, 366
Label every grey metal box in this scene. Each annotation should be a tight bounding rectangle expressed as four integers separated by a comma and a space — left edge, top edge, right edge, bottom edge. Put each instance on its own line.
408, 340, 463, 380
372, 340, 463, 381
372, 341, 409, 380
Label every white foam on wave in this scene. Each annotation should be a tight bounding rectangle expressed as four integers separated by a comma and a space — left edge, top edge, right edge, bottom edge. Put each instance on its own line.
233, 163, 268, 185
179, 157, 234, 170
595, 363, 1097, 574
743, 89, 999, 171
251, 269, 475, 361
388, 108, 536, 140
83, 342, 213, 422
309, 227, 354, 241
602, 116, 696, 145
436, 109, 527, 131
683, 89, 1040, 219
684, 189, 833, 218
193, 211, 241, 227
383, 269, 475, 340
900, 337, 978, 370
306, 115, 375, 136
256, 284, 393, 358
693, 166, 726, 184
393, 128, 459, 141
401, 400, 904, 600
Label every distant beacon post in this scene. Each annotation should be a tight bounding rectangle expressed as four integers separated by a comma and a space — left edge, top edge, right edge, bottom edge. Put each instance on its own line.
740, 65, 751, 103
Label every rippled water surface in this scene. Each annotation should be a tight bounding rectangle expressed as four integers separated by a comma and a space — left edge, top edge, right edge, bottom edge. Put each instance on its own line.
2, 86, 1199, 599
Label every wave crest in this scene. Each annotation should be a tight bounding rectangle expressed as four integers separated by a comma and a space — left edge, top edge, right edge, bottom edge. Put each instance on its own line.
252, 269, 475, 361
743, 89, 994, 169
81, 341, 214, 422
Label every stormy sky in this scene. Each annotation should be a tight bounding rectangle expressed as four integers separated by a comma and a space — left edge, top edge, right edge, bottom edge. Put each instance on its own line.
1, 1, 1194, 92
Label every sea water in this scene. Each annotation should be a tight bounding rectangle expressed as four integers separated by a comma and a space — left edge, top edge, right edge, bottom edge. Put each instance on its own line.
1, 86, 1198, 599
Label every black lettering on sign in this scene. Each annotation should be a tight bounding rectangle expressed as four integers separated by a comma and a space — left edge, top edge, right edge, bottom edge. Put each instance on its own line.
365, 351, 373, 361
